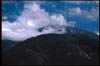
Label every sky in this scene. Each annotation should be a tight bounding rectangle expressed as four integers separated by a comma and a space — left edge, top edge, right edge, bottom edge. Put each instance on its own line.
2, 1, 99, 41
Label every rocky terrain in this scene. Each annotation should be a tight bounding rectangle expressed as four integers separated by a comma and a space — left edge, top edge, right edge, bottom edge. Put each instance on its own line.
2, 34, 99, 65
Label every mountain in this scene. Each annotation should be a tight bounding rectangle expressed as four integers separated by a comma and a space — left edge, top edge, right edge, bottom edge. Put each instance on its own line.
65, 27, 99, 40
2, 26, 99, 53
2, 33, 99, 65
2, 40, 21, 53
39, 26, 99, 40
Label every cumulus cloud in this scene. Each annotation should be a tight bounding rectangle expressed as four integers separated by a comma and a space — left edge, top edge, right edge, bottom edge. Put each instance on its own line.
67, 7, 99, 21
85, 8, 99, 21
2, 3, 74, 41
63, 1, 99, 21
68, 7, 82, 16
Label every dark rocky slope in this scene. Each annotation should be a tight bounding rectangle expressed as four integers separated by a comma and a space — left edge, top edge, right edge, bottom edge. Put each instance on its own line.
2, 34, 99, 65
2, 40, 20, 52
2, 26, 99, 52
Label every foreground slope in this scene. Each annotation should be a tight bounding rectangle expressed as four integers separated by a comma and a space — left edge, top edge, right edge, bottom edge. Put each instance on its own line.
2, 40, 20, 52
2, 34, 99, 65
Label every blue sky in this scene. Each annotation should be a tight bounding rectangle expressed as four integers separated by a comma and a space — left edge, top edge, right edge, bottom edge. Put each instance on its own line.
2, 1, 99, 41
40, 1, 99, 32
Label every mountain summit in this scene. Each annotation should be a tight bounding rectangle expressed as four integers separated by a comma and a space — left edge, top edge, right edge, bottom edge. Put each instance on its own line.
3, 34, 99, 65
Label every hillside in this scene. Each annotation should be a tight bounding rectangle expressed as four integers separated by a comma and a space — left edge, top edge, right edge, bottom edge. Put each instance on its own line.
2, 34, 99, 65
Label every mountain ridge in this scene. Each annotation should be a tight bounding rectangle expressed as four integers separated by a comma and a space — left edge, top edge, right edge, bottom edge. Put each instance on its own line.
2, 33, 99, 65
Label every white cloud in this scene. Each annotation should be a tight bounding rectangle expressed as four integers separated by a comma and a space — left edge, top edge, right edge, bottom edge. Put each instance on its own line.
95, 1, 99, 4
64, 1, 99, 5
95, 31, 99, 35
67, 7, 99, 21
68, 7, 82, 16
64, 1, 84, 4
2, 2, 74, 41
2, 16, 8, 20
64, 1, 99, 21
85, 8, 99, 21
